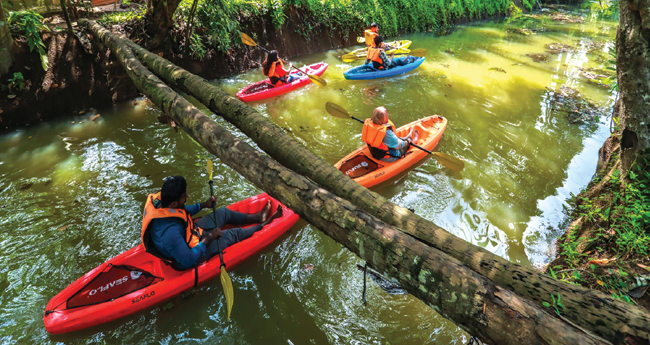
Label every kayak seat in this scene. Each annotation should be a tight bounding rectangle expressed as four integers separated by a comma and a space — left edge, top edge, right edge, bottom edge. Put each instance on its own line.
339, 153, 382, 178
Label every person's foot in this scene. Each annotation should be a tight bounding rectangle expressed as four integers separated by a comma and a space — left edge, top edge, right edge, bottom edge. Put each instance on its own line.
412, 129, 419, 142
262, 206, 283, 226
257, 200, 273, 223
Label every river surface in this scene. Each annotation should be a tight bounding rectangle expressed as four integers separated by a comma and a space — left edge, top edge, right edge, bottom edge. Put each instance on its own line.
0, 6, 617, 344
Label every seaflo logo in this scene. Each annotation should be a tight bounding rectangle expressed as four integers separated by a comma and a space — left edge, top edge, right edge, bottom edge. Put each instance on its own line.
88, 276, 129, 295
345, 161, 369, 175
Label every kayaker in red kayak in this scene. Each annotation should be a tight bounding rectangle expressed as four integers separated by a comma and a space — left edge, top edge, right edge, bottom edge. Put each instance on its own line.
263, 50, 297, 86
366, 36, 415, 70
141, 176, 283, 270
364, 23, 379, 48
362, 106, 417, 162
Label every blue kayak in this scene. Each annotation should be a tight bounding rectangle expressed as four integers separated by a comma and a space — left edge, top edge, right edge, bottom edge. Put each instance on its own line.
344, 57, 425, 80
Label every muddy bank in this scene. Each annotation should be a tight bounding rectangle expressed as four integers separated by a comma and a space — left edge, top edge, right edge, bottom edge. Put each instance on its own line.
0, 30, 137, 130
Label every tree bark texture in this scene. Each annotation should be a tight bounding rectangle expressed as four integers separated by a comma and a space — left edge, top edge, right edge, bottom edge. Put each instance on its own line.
118, 29, 650, 344
79, 19, 614, 345
144, 0, 182, 49
0, 2, 13, 76
618, 0, 650, 171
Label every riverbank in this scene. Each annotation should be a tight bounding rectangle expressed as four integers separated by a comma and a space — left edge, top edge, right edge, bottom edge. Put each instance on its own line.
0, 0, 525, 129
546, 131, 650, 311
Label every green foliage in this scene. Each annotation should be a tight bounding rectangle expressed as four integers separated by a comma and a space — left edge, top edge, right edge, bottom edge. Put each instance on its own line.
7, 10, 49, 70
542, 293, 565, 315
176, 0, 238, 53
190, 32, 206, 59
6, 72, 24, 92
521, 0, 533, 12
98, 5, 146, 26
172, 0, 510, 55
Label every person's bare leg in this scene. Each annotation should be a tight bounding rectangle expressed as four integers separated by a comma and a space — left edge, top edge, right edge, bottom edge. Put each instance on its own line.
246, 200, 272, 223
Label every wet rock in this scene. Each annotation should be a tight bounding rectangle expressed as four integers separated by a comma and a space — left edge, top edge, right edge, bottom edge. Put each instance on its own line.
19, 182, 33, 190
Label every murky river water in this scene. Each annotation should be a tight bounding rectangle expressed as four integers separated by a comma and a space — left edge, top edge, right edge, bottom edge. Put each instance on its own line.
0, 7, 617, 344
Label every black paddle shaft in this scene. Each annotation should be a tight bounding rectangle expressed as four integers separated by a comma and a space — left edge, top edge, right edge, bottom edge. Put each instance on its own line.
209, 180, 226, 268
350, 116, 433, 155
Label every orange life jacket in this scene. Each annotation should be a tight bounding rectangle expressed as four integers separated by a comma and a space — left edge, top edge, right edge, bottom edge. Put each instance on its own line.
141, 192, 203, 261
265, 60, 287, 80
362, 119, 396, 157
367, 46, 385, 69
364, 29, 378, 48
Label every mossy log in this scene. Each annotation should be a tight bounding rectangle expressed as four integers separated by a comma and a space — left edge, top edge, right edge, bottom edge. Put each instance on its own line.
104, 23, 650, 344
80, 19, 611, 345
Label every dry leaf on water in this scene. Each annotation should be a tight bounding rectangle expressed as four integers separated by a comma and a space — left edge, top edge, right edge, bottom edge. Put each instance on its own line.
57, 225, 70, 231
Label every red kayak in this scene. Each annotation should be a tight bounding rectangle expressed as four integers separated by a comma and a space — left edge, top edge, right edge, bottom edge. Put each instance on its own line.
44, 193, 299, 334
236, 62, 328, 102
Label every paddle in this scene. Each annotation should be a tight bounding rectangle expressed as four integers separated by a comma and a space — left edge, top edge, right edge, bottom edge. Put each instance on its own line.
240, 32, 327, 87
342, 48, 426, 63
207, 159, 234, 321
325, 102, 465, 172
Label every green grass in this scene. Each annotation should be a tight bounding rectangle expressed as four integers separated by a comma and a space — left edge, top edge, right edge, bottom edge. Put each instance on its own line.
98, 5, 146, 26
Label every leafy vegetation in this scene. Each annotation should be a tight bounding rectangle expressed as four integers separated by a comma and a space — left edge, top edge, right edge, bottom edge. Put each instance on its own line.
98, 5, 146, 26
7, 10, 49, 70
172, 0, 510, 54
5, 72, 24, 92
550, 158, 650, 304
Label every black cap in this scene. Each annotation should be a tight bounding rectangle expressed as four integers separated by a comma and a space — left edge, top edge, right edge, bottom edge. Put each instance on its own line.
371, 23, 378, 27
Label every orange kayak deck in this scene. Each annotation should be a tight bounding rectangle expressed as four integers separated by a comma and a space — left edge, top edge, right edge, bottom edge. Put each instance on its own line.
335, 115, 448, 188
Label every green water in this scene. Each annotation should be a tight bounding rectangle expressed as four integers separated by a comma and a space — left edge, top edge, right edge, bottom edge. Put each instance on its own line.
0, 8, 617, 344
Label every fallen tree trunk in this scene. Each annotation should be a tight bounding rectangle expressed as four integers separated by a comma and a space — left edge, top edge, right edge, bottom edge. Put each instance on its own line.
114, 25, 650, 344
79, 19, 611, 345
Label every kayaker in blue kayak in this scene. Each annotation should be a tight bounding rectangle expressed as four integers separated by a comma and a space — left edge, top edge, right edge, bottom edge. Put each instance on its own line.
263, 50, 297, 86
362, 106, 418, 162
141, 176, 283, 270
366, 35, 415, 70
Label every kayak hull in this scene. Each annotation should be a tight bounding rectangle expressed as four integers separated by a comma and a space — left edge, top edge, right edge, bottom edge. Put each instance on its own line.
344, 57, 425, 80
335, 116, 448, 188
236, 62, 328, 102
43, 193, 299, 334
344, 40, 413, 60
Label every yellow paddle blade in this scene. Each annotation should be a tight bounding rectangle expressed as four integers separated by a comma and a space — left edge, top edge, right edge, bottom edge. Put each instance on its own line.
409, 48, 427, 58
240, 32, 257, 47
341, 54, 358, 63
207, 159, 213, 180
325, 102, 351, 119
220, 268, 234, 321
308, 74, 327, 86
432, 152, 465, 171
357, 36, 365, 43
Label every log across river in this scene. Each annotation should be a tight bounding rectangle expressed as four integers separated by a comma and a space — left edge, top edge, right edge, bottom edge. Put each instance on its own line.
0, 9, 631, 344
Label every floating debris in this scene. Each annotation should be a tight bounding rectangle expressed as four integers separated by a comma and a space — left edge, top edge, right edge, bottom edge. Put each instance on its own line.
489, 67, 507, 73
303, 264, 314, 271
526, 53, 549, 63
19, 183, 33, 190
57, 225, 70, 232
575, 39, 608, 54
548, 86, 608, 124
545, 43, 575, 54
444, 48, 454, 55
505, 27, 534, 36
